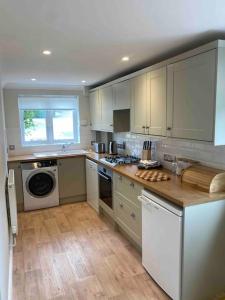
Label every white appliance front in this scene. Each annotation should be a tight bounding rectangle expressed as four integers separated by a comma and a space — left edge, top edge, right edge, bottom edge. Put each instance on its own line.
22, 166, 59, 211
140, 190, 183, 300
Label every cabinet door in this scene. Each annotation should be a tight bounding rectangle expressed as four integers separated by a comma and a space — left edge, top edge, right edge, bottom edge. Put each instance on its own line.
131, 73, 147, 134
58, 157, 86, 203
113, 80, 131, 110
89, 90, 102, 131
167, 50, 216, 141
99, 86, 113, 132
86, 159, 99, 212
147, 67, 167, 136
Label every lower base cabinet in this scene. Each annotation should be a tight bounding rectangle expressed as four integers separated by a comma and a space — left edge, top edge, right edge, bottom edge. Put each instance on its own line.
86, 159, 99, 212
58, 156, 86, 204
113, 172, 142, 247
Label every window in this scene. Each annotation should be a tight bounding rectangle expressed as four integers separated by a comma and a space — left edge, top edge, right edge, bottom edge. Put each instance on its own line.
18, 95, 80, 146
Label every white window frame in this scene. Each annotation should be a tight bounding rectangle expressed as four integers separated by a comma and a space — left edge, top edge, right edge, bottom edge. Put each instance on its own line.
19, 96, 80, 147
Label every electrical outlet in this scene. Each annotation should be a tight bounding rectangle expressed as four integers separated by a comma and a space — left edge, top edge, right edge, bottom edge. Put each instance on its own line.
117, 142, 126, 150
164, 153, 176, 162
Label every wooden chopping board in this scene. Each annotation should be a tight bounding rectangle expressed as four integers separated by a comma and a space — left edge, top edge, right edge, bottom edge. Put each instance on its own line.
135, 170, 170, 182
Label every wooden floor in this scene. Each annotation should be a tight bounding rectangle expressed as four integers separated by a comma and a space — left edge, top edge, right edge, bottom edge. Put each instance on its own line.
13, 202, 170, 300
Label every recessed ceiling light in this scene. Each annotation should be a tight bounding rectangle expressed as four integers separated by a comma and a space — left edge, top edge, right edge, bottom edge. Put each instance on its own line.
42, 50, 52, 55
81, 80, 86, 83
31, 78, 36, 81
121, 56, 130, 62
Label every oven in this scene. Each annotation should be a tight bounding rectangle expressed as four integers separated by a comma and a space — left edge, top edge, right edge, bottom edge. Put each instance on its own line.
98, 165, 113, 209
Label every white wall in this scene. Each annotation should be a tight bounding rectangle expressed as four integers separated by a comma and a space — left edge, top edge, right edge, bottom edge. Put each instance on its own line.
3, 88, 93, 156
0, 80, 10, 300
114, 132, 225, 170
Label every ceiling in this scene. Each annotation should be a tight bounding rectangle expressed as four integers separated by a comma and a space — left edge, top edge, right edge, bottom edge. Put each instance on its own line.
0, 0, 225, 89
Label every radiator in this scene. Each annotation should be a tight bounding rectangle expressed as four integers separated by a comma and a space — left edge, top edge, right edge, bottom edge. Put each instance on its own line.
8, 169, 18, 238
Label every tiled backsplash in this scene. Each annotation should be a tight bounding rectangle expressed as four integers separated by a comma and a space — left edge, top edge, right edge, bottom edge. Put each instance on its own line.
114, 132, 225, 170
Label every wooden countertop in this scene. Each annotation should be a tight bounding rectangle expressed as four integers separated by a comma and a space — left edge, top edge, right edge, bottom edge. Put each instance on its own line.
7, 151, 88, 162
8, 151, 225, 208
86, 153, 225, 208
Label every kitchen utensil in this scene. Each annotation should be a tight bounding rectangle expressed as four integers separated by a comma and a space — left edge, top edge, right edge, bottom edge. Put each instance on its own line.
108, 141, 118, 155
92, 142, 106, 153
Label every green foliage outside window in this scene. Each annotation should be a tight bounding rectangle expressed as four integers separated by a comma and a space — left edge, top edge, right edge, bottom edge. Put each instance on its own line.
23, 110, 46, 133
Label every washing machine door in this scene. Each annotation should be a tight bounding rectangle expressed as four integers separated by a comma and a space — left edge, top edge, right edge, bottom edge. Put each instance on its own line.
26, 170, 55, 198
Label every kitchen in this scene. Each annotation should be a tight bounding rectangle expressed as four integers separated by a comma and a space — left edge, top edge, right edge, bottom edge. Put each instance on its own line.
1, 1, 225, 300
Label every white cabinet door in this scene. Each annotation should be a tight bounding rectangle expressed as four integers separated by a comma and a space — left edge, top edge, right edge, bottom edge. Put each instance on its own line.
147, 67, 167, 136
131, 73, 147, 134
99, 86, 113, 132
167, 50, 216, 141
113, 80, 131, 110
142, 198, 182, 300
89, 90, 102, 131
86, 159, 99, 212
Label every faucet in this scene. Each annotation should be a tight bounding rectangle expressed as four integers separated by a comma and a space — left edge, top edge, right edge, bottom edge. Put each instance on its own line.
61, 143, 73, 152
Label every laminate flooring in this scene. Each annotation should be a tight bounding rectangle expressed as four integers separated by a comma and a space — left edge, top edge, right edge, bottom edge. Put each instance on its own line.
13, 202, 170, 300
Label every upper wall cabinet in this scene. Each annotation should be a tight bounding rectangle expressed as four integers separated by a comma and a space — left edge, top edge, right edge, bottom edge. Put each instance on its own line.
99, 86, 113, 132
167, 50, 216, 142
90, 41, 225, 144
131, 68, 167, 136
146, 67, 167, 136
130, 74, 147, 134
113, 80, 131, 110
90, 86, 113, 132
90, 90, 102, 131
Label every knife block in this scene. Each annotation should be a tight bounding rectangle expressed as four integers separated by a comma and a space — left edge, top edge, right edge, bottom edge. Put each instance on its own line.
141, 150, 151, 160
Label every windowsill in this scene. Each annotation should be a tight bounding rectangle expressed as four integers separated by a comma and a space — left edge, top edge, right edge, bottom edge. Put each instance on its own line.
21, 142, 80, 147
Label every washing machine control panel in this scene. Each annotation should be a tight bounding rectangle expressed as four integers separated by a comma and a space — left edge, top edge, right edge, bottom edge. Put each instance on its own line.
36, 160, 57, 168
21, 159, 57, 170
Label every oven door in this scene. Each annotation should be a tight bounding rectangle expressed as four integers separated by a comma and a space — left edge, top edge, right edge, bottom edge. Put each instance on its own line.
98, 171, 112, 209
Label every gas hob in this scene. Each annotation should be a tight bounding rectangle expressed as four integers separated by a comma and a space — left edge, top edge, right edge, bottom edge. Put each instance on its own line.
100, 155, 140, 167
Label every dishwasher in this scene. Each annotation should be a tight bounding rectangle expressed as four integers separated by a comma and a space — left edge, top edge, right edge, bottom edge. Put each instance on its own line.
138, 189, 183, 300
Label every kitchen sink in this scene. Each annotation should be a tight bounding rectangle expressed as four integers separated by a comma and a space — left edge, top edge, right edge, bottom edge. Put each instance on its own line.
33, 149, 89, 158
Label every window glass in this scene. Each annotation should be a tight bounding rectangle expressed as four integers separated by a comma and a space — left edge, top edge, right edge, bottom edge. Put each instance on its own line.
18, 96, 80, 146
53, 110, 74, 141
23, 110, 47, 142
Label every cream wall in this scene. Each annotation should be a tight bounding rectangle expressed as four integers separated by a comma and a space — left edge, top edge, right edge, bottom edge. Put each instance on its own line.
3, 88, 93, 156
0, 79, 10, 300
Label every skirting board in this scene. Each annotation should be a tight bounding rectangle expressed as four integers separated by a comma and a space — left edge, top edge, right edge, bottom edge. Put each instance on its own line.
8, 232, 13, 300
59, 194, 86, 205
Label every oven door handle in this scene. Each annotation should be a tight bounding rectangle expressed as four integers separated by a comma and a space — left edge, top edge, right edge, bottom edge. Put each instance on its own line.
98, 171, 111, 182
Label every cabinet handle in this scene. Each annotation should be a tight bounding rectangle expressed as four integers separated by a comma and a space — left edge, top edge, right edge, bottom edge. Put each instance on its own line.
58, 162, 62, 166
119, 176, 122, 181
110, 124, 113, 127
130, 212, 136, 219
146, 126, 149, 134
142, 125, 146, 134
167, 127, 172, 130
130, 182, 134, 188
120, 203, 123, 208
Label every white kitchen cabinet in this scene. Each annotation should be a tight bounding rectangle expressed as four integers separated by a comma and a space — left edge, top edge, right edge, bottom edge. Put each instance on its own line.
89, 90, 102, 131
131, 68, 166, 136
167, 50, 216, 141
113, 80, 131, 110
147, 67, 167, 136
131, 73, 147, 134
114, 172, 142, 246
86, 159, 99, 212
99, 86, 113, 132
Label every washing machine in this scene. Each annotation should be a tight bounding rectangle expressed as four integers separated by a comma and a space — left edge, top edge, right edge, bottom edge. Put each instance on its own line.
21, 159, 59, 211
